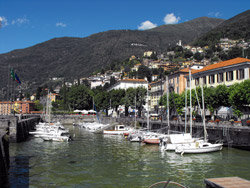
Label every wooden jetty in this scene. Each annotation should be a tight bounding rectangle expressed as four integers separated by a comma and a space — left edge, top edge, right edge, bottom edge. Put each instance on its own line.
204, 177, 250, 188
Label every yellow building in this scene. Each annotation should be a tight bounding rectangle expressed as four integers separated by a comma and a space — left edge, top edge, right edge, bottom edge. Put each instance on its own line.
47, 93, 58, 102
149, 80, 165, 111
190, 57, 250, 88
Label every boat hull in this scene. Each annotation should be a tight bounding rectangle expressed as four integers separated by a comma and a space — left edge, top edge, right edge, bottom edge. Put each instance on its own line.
143, 139, 160, 144
103, 130, 128, 135
175, 143, 223, 154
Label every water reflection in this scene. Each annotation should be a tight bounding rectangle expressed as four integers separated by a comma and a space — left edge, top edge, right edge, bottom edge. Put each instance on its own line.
9, 125, 250, 188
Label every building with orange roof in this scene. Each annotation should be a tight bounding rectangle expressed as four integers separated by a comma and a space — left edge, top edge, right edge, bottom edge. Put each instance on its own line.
168, 67, 201, 94
190, 57, 250, 88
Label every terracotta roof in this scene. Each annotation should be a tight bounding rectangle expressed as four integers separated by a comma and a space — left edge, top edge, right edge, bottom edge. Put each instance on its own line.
176, 68, 199, 74
121, 79, 147, 83
192, 57, 250, 75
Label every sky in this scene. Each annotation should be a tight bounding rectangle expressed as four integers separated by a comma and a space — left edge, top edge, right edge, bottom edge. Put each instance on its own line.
0, 0, 249, 54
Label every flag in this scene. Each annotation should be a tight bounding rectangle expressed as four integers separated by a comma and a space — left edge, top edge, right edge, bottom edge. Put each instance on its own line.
15, 73, 21, 84
10, 68, 15, 81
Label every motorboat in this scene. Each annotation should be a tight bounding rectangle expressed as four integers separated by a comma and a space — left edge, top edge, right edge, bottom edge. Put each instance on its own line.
103, 125, 134, 135
29, 122, 69, 137
40, 131, 72, 142
80, 122, 110, 133
143, 132, 168, 145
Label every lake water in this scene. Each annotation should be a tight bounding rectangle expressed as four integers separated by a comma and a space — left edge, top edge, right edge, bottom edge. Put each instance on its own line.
9, 125, 250, 188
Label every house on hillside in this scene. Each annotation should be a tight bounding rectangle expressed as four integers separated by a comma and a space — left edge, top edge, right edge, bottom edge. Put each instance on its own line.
190, 57, 250, 88
47, 93, 59, 102
143, 51, 154, 57
131, 63, 141, 72
88, 77, 104, 89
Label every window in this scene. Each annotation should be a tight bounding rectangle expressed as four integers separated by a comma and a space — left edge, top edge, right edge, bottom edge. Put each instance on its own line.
187, 79, 190, 87
236, 69, 244, 80
177, 77, 179, 83
195, 78, 199, 86
203, 76, 206, 85
226, 71, 234, 81
217, 73, 224, 83
209, 75, 215, 84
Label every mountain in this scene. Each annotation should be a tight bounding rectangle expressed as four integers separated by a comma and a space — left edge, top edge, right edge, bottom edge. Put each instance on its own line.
194, 9, 250, 46
0, 17, 224, 93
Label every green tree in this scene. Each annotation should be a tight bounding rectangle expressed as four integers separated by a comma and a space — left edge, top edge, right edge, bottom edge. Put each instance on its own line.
109, 89, 125, 112
228, 47, 242, 59
193, 52, 204, 61
36, 87, 42, 100
67, 85, 92, 110
229, 80, 250, 119
135, 87, 147, 117
138, 65, 151, 82
94, 91, 110, 116
122, 88, 136, 116
150, 52, 158, 60
219, 51, 229, 61
34, 100, 43, 111
110, 76, 117, 87
184, 49, 193, 59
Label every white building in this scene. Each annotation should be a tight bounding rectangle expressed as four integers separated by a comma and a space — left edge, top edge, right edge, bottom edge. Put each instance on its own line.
107, 79, 148, 91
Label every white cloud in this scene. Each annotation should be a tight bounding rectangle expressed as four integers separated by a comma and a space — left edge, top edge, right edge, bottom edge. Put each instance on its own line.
0, 16, 9, 27
163, 13, 180, 24
208, 12, 221, 17
56, 22, 67, 27
11, 17, 29, 25
138, 20, 157, 30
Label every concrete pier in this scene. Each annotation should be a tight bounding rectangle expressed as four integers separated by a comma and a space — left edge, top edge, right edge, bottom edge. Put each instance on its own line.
204, 177, 250, 188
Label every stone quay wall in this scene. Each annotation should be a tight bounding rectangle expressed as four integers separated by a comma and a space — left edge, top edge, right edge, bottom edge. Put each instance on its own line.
0, 115, 41, 143
0, 118, 10, 187
50, 114, 97, 124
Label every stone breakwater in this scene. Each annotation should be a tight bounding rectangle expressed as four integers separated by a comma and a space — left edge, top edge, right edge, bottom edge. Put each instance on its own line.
0, 115, 40, 187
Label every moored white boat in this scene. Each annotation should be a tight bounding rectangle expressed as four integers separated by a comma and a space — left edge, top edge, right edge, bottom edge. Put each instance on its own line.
80, 122, 110, 133
161, 133, 199, 151
175, 140, 223, 154
41, 131, 72, 142
103, 125, 134, 135
143, 132, 169, 145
